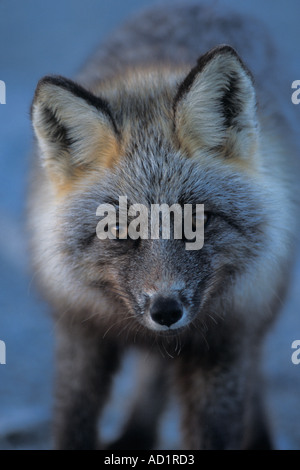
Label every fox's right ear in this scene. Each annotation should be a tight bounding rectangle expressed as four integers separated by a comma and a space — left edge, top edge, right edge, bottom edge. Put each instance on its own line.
31, 76, 120, 188
174, 45, 259, 163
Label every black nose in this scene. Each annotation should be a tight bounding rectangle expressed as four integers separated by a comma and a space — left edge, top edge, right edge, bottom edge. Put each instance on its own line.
150, 297, 183, 327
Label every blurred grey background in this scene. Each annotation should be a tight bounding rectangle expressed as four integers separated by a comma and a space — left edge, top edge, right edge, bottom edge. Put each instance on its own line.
0, 0, 299, 449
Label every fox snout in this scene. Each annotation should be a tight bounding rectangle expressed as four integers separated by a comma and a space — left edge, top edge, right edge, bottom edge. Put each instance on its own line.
142, 294, 188, 331
150, 296, 183, 328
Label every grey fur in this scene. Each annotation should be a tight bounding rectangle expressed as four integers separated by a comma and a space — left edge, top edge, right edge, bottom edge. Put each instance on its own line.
28, 2, 299, 449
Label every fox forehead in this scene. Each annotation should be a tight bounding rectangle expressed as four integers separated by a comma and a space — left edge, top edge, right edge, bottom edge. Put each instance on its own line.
92, 66, 187, 118
94, 68, 186, 149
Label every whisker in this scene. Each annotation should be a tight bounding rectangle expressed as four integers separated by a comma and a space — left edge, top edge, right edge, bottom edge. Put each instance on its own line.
102, 316, 132, 339
207, 313, 218, 325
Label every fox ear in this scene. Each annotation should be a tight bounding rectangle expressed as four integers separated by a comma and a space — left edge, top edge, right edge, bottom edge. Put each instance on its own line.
174, 45, 258, 161
31, 76, 119, 187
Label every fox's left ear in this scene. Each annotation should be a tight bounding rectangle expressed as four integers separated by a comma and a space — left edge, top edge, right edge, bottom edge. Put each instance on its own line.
31, 75, 120, 189
174, 45, 259, 161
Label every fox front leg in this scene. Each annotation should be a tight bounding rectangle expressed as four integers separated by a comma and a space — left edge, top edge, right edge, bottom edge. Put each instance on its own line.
54, 319, 121, 450
175, 354, 250, 450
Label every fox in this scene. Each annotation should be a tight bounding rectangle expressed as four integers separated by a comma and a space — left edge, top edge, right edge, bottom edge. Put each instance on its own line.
28, 3, 299, 450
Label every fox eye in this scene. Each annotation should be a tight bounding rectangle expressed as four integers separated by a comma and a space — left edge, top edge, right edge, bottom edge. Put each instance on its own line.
203, 212, 209, 225
191, 212, 209, 230
109, 224, 128, 239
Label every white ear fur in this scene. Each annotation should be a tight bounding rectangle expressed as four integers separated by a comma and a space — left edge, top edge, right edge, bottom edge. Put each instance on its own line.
31, 76, 119, 183
174, 45, 259, 160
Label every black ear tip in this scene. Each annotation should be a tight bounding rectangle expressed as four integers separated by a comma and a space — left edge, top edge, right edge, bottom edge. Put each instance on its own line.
216, 44, 238, 55
197, 44, 239, 63
174, 43, 254, 109
37, 74, 66, 86
196, 44, 242, 69
31, 73, 119, 136
31, 75, 69, 115
197, 44, 254, 83
34, 75, 74, 99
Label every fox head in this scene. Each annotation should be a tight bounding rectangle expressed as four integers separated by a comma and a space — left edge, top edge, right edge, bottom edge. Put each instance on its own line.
31, 45, 284, 340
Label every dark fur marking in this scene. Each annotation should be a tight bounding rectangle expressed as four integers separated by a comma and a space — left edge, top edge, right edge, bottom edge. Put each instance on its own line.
173, 45, 253, 125
32, 75, 120, 137
42, 106, 75, 149
78, 232, 97, 250
221, 71, 243, 127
